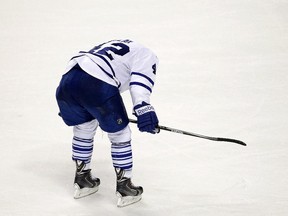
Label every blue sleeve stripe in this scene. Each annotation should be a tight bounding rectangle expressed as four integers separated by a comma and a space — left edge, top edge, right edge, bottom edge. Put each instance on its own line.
130, 82, 152, 93
131, 72, 154, 86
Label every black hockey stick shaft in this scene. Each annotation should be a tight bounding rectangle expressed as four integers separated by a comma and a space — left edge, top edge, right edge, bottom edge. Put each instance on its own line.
129, 119, 247, 146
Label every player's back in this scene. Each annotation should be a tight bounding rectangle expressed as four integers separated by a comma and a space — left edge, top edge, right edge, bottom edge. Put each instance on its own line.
66, 39, 158, 93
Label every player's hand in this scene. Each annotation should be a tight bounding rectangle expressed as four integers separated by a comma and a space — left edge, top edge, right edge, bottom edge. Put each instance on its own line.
133, 102, 159, 134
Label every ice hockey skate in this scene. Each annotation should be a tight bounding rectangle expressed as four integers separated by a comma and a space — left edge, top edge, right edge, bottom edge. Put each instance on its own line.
115, 168, 143, 207
73, 161, 100, 199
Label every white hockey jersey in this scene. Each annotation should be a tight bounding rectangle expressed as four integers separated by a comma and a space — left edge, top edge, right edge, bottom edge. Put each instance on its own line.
65, 39, 158, 106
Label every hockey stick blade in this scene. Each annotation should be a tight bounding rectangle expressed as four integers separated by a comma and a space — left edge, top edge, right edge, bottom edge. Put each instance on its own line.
129, 119, 247, 146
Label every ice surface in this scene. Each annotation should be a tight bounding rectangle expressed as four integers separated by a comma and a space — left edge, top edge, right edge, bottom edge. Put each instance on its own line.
1, 0, 288, 215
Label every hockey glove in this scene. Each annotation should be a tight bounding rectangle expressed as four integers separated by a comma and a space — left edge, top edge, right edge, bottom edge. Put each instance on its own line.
134, 102, 159, 134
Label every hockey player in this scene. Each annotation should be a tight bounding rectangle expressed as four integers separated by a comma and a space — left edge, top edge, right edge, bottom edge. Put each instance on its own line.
55, 39, 159, 207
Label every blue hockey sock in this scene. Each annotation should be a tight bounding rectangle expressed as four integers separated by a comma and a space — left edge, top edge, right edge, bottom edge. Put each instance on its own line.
111, 141, 133, 178
72, 136, 94, 170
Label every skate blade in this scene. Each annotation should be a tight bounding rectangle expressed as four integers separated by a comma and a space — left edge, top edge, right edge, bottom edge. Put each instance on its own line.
73, 184, 99, 199
116, 192, 142, 207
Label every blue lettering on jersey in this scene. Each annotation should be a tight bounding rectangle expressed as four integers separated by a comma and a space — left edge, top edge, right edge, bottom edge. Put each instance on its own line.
152, 64, 157, 74
89, 41, 130, 60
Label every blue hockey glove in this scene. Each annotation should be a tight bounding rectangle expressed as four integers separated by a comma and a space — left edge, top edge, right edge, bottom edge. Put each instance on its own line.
134, 102, 159, 134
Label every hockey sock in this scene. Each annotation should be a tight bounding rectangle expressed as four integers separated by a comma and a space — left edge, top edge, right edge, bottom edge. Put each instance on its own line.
72, 136, 94, 170
111, 141, 133, 178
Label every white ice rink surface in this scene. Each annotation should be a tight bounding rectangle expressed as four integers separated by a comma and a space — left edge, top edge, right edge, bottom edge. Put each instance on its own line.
1, 0, 288, 215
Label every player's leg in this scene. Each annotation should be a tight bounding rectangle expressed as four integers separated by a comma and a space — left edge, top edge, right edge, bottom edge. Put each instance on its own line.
72, 120, 100, 199
56, 65, 101, 198
108, 126, 143, 207
57, 64, 142, 205
93, 94, 142, 207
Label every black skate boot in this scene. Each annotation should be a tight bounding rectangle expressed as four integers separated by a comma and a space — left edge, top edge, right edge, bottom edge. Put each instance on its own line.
115, 168, 143, 207
73, 161, 100, 199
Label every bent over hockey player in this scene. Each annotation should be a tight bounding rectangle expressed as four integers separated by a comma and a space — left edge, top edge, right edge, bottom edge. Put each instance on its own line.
55, 39, 159, 207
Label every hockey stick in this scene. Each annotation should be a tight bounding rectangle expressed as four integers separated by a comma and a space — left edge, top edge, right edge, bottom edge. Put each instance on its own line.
129, 119, 247, 146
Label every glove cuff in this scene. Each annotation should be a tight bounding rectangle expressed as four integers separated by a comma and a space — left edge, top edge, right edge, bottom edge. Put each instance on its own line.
134, 104, 155, 116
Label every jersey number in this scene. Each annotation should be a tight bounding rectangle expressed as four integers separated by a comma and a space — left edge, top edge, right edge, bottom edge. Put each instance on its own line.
89, 42, 130, 60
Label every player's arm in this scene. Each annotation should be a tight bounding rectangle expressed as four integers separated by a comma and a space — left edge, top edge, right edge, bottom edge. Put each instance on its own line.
129, 49, 159, 134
